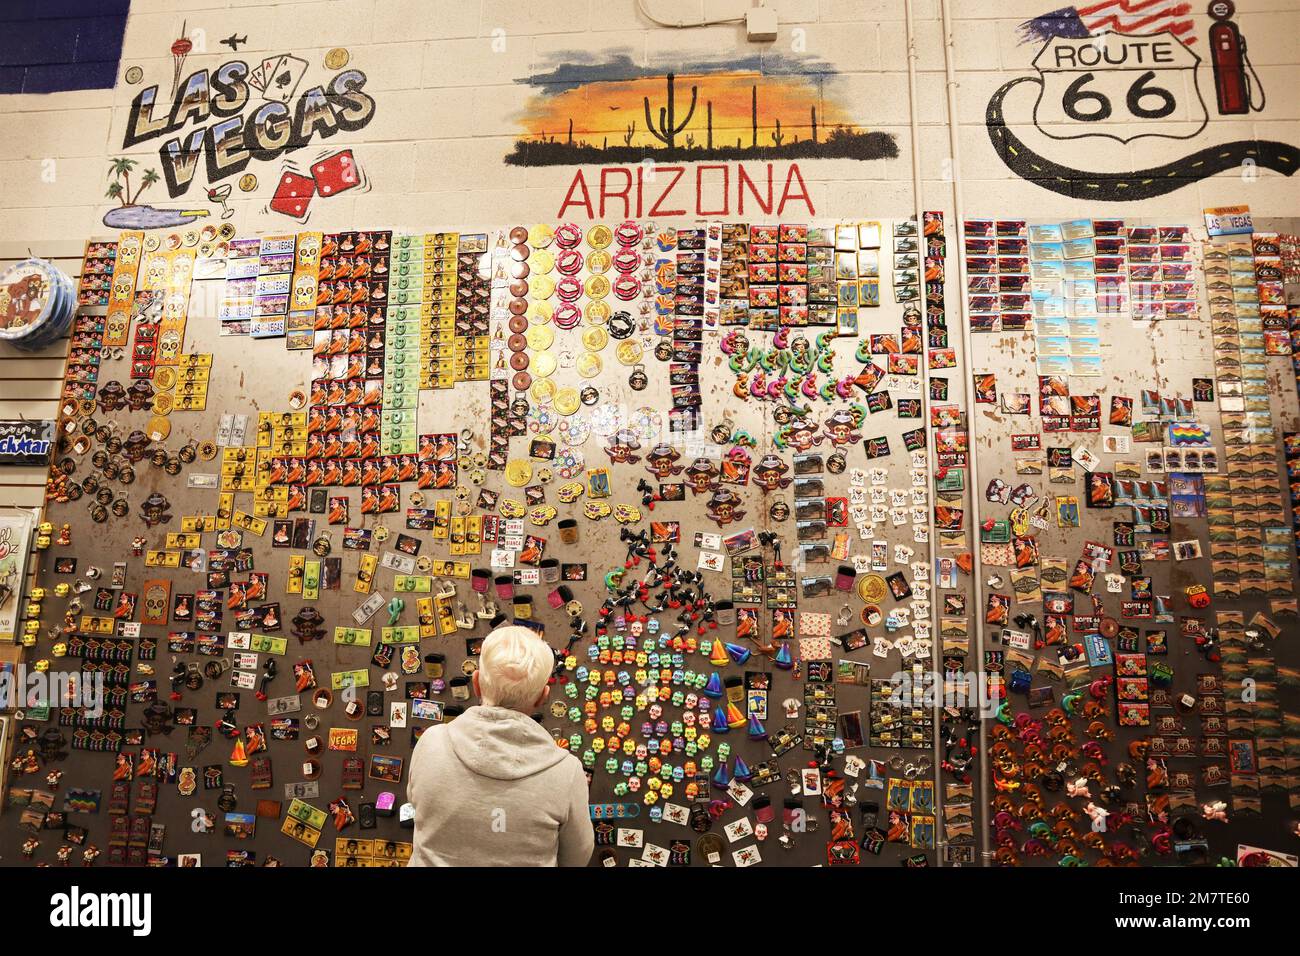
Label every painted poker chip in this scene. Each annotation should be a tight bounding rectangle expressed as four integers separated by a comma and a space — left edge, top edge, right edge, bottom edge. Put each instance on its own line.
614, 220, 643, 247
589, 404, 622, 437
553, 302, 581, 329
612, 249, 640, 273
555, 248, 584, 275
613, 275, 642, 300
554, 223, 583, 248
557, 415, 590, 446
527, 404, 558, 434
628, 406, 662, 443
555, 446, 585, 479
556, 276, 583, 302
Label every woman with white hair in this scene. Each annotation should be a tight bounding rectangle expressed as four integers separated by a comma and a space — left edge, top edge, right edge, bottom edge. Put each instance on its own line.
406, 625, 594, 866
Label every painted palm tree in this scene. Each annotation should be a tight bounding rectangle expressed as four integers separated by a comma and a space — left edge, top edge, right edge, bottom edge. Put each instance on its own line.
136, 168, 161, 203
107, 157, 136, 205
106, 158, 162, 207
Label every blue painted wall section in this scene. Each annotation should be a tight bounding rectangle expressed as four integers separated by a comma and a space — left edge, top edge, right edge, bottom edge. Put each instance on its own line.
0, 0, 129, 95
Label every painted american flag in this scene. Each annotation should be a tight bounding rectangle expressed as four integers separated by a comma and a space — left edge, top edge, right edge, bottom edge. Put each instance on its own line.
1018, 0, 1198, 46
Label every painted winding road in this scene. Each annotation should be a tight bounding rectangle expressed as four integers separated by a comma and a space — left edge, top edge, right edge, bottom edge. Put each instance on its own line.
986, 76, 1300, 200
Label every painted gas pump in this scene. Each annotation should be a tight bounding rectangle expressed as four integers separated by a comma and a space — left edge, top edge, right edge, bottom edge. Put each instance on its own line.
1208, 1, 1263, 115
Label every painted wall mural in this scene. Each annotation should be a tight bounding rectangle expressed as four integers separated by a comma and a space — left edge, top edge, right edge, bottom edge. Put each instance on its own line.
512, 51, 898, 219
506, 51, 898, 166
988, 0, 1297, 199
111, 30, 377, 228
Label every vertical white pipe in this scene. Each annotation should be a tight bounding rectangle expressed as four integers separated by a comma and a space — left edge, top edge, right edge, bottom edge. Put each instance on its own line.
904, 0, 945, 868
939, 0, 991, 867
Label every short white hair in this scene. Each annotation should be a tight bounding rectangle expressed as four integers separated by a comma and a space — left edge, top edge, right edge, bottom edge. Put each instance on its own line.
477, 625, 553, 711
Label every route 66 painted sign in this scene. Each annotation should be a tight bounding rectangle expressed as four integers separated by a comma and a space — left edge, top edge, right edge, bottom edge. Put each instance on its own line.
1031, 31, 1206, 142
987, 24, 1299, 200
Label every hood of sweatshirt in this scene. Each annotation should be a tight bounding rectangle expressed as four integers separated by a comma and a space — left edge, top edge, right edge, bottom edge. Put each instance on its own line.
444, 705, 569, 781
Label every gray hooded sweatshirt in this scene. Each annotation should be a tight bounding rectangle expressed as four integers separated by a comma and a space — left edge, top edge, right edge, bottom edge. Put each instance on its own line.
405, 705, 594, 867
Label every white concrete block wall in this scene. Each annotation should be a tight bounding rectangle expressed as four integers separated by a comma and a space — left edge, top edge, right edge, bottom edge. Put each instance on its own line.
0, 0, 1293, 249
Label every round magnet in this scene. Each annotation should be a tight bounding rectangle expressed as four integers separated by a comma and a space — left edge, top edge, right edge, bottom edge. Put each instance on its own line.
554, 223, 582, 248
556, 248, 584, 275
553, 387, 580, 416
528, 223, 555, 248
508, 297, 528, 315
147, 416, 171, 441
511, 370, 532, 391
509, 278, 529, 297
530, 273, 555, 300
585, 300, 611, 326
525, 324, 554, 351
585, 274, 610, 300
508, 226, 529, 244
614, 220, 644, 246
586, 249, 612, 274
857, 575, 888, 604
581, 327, 608, 353
615, 339, 644, 365
576, 353, 602, 379
507, 333, 528, 353
530, 378, 557, 405
529, 248, 555, 274
553, 302, 581, 330
587, 224, 613, 249
556, 276, 582, 302
505, 459, 533, 487
508, 314, 528, 334
528, 299, 554, 324
532, 350, 557, 378
613, 275, 642, 300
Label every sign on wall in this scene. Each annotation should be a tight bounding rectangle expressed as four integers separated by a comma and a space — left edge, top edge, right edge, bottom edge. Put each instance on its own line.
987, 1, 1299, 199
0, 420, 55, 467
508, 50, 898, 219
0, 509, 36, 644
108, 30, 377, 229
